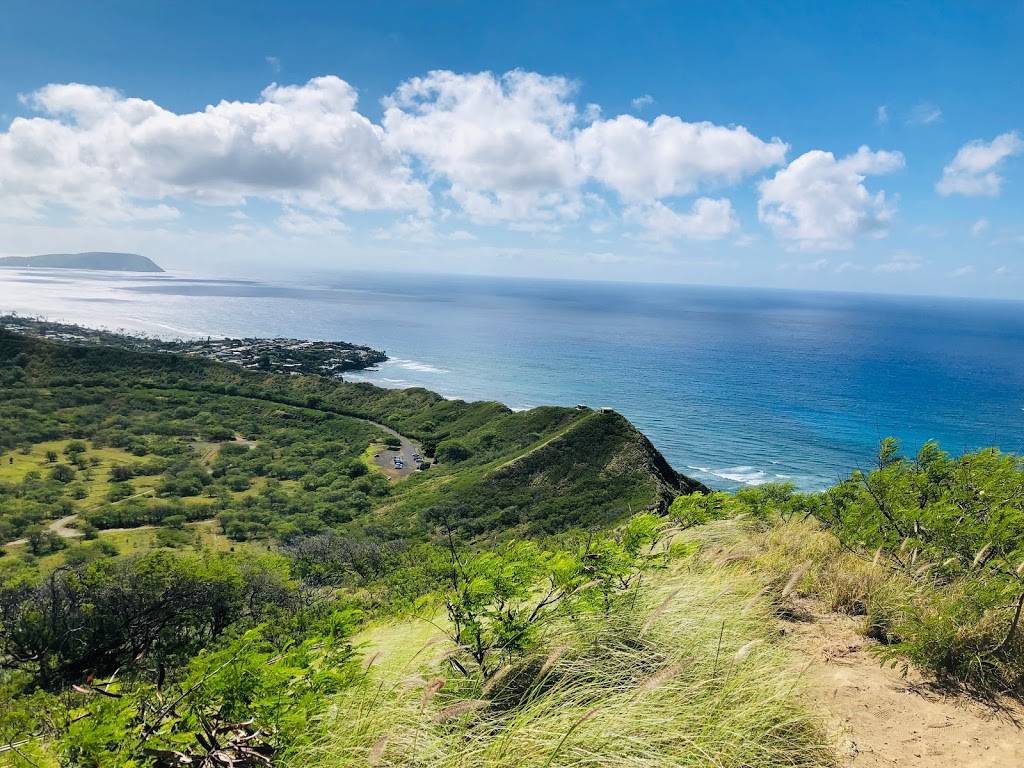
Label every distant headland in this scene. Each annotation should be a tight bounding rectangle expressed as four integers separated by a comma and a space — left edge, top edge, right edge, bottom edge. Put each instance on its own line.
0, 252, 164, 272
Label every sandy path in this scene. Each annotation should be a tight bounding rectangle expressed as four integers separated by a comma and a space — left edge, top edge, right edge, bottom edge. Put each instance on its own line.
787, 607, 1023, 767
4, 514, 84, 548
3, 488, 160, 548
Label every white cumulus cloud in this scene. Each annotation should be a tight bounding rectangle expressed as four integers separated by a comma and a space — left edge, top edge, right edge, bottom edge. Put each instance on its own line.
383, 70, 583, 226
576, 114, 787, 202
626, 198, 739, 242
757, 146, 905, 250
937, 131, 1023, 197
382, 70, 787, 225
1, 77, 428, 223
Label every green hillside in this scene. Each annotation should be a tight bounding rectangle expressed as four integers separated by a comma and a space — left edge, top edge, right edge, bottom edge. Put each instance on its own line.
0, 328, 702, 545
2, 326, 1022, 768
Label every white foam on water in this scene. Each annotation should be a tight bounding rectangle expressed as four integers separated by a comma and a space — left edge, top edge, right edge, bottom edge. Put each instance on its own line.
124, 318, 212, 339
709, 466, 770, 485
390, 357, 450, 374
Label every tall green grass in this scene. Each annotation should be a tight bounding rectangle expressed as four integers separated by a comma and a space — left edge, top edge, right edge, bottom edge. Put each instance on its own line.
293, 565, 834, 768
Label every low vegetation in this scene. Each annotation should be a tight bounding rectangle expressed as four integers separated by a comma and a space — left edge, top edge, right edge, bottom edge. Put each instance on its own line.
670, 440, 1024, 696
2, 325, 1023, 766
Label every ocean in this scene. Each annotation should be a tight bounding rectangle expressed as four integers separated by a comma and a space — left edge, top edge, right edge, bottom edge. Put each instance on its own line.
3, 267, 1024, 491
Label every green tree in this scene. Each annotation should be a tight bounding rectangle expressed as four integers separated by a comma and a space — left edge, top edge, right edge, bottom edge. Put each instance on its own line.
49, 463, 75, 483
436, 440, 471, 463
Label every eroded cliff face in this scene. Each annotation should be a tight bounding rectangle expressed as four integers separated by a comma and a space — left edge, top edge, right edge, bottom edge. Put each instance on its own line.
595, 411, 709, 503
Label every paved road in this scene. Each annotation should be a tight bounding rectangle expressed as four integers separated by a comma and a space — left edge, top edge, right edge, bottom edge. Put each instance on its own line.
368, 422, 423, 480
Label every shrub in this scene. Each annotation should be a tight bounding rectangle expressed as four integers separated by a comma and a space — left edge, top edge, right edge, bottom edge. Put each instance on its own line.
107, 482, 134, 502
0, 550, 297, 685
813, 440, 1024, 693
25, 526, 66, 556
109, 465, 133, 482
224, 473, 252, 492
436, 440, 471, 463
154, 527, 193, 548
49, 464, 75, 484
668, 491, 737, 528
64, 440, 87, 457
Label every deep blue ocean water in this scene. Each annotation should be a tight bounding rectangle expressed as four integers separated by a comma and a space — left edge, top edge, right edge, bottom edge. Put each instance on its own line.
3, 268, 1024, 491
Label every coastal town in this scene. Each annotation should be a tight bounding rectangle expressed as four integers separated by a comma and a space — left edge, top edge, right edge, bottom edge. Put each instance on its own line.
0, 315, 387, 378
183, 336, 387, 377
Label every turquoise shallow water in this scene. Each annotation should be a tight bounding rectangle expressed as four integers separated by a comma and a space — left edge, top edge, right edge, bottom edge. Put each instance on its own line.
4, 268, 1024, 491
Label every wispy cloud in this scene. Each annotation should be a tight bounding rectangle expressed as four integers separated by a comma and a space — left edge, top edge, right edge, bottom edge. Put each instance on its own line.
907, 102, 942, 126
874, 252, 922, 273
835, 261, 864, 274
631, 94, 654, 111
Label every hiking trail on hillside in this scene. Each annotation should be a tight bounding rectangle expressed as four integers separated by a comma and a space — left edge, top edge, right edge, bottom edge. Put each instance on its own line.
786, 602, 1023, 767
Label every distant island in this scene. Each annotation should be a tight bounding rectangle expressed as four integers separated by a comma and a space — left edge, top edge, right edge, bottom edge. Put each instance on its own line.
0, 251, 164, 272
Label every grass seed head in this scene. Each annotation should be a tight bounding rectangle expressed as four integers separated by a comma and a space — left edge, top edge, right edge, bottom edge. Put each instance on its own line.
734, 639, 764, 662
973, 543, 992, 567
420, 677, 446, 710
433, 699, 490, 722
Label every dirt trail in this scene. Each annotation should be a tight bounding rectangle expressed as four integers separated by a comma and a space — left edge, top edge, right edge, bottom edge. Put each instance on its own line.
46, 514, 83, 539
787, 607, 1023, 767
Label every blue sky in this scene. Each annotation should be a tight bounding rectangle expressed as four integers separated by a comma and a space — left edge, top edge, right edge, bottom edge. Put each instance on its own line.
1, 1, 1022, 297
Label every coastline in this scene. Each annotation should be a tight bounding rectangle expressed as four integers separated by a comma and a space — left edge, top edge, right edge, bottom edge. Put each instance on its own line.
0, 314, 388, 378
0, 312, 840, 494
5, 268, 1020, 496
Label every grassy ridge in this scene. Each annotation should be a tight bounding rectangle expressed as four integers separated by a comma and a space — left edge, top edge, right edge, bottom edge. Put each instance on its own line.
378, 408, 700, 538
0, 327, 515, 441
1, 329, 700, 542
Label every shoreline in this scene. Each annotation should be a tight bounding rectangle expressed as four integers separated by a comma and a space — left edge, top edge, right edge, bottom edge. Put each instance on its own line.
1, 312, 835, 493
0, 314, 388, 378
